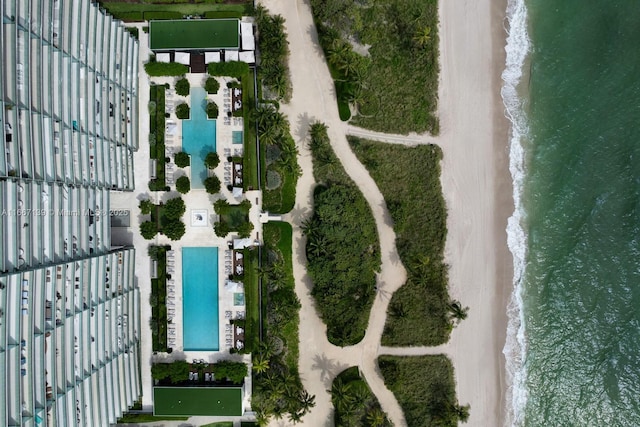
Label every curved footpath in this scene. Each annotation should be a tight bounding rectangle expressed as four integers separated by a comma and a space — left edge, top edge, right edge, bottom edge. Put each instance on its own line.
261, 0, 511, 426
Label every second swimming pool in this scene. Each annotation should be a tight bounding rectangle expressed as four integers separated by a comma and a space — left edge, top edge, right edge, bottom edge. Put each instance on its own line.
182, 247, 219, 351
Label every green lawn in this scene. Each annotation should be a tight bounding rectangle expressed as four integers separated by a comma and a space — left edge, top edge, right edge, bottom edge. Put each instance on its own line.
150, 19, 239, 50
200, 422, 234, 427
349, 137, 451, 346
378, 355, 464, 427
153, 387, 243, 416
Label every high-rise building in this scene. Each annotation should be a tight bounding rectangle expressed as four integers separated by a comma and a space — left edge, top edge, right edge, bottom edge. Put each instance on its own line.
0, 0, 141, 425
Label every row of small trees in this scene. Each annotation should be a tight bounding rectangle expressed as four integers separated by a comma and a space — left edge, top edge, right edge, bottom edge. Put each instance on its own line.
151, 360, 248, 385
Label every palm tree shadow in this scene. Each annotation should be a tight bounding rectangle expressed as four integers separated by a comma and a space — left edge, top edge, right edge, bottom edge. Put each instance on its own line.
311, 353, 350, 388
287, 203, 311, 225
296, 112, 315, 144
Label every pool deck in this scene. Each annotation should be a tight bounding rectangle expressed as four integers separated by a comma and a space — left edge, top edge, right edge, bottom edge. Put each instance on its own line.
109, 25, 259, 414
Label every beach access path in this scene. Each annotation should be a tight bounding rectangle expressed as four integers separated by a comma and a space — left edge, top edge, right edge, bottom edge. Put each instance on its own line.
260, 0, 511, 426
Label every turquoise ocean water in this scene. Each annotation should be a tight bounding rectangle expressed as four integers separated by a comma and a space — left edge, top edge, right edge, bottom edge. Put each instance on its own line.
503, 1, 640, 425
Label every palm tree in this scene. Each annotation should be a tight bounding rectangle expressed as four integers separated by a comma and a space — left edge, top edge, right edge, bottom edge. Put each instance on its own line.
326, 39, 351, 68
413, 26, 432, 47
455, 403, 471, 422
330, 378, 354, 413
309, 122, 328, 141
448, 300, 469, 324
252, 354, 270, 374
298, 390, 316, 413
255, 411, 270, 427
366, 408, 387, 427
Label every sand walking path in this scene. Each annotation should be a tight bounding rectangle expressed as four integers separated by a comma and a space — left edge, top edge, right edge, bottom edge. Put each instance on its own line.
261, 0, 511, 426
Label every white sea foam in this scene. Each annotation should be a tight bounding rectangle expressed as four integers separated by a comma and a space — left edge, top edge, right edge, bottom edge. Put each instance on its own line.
501, 0, 531, 425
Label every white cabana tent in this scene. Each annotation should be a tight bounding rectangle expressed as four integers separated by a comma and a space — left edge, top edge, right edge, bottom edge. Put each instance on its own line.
225, 50, 239, 62
156, 53, 170, 62
232, 187, 243, 199
233, 238, 255, 250
240, 22, 255, 50
205, 51, 221, 63
225, 280, 244, 292
238, 51, 255, 64
174, 51, 190, 65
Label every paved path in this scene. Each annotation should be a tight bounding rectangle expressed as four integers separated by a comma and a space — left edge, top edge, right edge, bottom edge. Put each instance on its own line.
260, 1, 453, 426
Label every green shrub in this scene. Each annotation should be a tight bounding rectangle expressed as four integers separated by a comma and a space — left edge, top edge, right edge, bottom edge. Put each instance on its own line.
175, 78, 190, 96
174, 151, 190, 167
207, 101, 219, 119
175, 103, 190, 119
237, 221, 254, 238
205, 77, 220, 94
204, 176, 221, 194
139, 199, 154, 215
204, 152, 220, 169
203, 11, 243, 19
210, 361, 248, 384
163, 197, 186, 220
162, 220, 186, 241
213, 221, 230, 237
207, 61, 250, 78
125, 27, 139, 39
144, 62, 189, 77
140, 221, 157, 240
175, 176, 190, 194
142, 26, 149, 33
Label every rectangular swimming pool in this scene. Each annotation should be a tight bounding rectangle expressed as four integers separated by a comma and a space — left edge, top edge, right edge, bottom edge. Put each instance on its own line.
232, 130, 243, 144
182, 247, 219, 351
182, 87, 216, 189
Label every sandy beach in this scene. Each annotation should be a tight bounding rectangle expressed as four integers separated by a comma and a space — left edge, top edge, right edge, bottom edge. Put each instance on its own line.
437, 0, 512, 425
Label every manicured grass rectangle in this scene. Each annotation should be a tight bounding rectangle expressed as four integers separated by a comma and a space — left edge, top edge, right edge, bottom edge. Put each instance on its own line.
153, 387, 243, 416
150, 19, 239, 50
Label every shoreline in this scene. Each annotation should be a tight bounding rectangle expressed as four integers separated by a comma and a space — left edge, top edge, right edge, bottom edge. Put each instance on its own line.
438, 0, 512, 425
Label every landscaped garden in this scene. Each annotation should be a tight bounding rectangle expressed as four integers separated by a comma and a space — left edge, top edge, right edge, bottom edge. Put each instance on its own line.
330, 366, 391, 426
148, 84, 169, 191
255, 5, 292, 102
251, 222, 315, 425
310, 0, 440, 134
152, 360, 248, 386
148, 245, 171, 352
378, 355, 469, 426
348, 137, 455, 346
140, 196, 187, 241
256, 104, 299, 214
213, 199, 253, 238
306, 123, 380, 346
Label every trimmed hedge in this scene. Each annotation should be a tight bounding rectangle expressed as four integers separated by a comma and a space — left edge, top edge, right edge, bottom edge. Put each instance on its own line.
205, 77, 220, 94
176, 103, 190, 119
144, 62, 189, 77
207, 61, 250, 78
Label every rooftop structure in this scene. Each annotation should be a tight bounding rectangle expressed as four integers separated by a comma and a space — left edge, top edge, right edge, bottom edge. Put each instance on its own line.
0, 0, 141, 425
